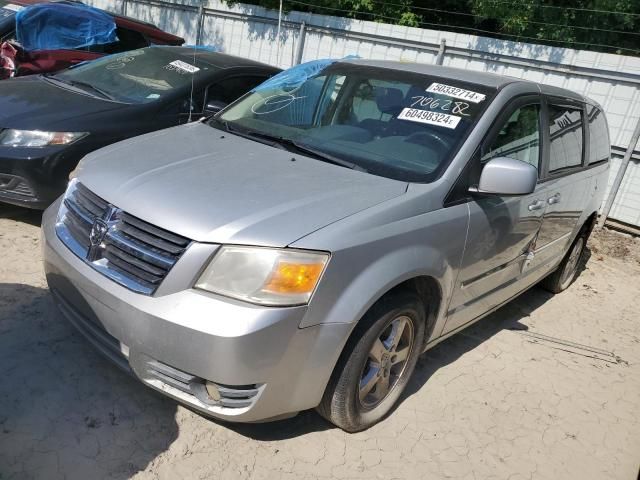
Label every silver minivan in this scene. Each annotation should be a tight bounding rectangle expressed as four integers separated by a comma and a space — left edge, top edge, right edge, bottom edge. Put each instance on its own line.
42, 59, 610, 432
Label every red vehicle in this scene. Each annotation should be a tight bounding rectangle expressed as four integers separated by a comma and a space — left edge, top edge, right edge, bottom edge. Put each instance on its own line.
0, 0, 184, 78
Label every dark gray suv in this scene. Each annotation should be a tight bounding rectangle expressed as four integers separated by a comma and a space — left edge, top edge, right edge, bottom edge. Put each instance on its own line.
42, 59, 610, 432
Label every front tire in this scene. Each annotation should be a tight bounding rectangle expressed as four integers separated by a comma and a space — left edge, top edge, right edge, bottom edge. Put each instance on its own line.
317, 292, 425, 432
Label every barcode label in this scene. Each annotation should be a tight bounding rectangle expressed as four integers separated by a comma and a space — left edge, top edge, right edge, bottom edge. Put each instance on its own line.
397, 108, 461, 129
426, 83, 486, 103
167, 60, 200, 74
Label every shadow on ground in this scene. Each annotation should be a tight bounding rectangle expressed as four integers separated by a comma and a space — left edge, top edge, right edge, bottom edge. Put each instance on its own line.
0, 260, 577, 456
0, 283, 179, 479
0, 204, 43, 226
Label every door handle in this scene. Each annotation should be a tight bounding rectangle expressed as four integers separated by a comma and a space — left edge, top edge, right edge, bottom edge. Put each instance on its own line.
528, 200, 544, 211
547, 193, 561, 205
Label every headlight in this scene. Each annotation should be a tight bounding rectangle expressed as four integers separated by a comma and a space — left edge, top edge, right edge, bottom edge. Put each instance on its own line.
0, 129, 87, 147
195, 246, 329, 306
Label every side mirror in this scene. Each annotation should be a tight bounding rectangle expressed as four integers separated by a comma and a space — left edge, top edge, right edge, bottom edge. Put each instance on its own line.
204, 100, 228, 115
470, 157, 537, 196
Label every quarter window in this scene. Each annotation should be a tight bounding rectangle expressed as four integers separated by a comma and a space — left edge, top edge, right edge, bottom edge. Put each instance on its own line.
208, 75, 271, 106
587, 105, 610, 165
547, 104, 585, 173
482, 104, 541, 170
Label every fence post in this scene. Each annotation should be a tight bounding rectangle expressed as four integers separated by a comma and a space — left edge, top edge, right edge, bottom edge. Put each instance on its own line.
121, 0, 128, 16
598, 116, 640, 228
294, 22, 306, 65
435, 39, 446, 65
195, 1, 206, 46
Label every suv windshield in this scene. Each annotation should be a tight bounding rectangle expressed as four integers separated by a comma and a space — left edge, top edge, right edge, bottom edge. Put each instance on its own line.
52, 47, 218, 104
216, 62, 495, 182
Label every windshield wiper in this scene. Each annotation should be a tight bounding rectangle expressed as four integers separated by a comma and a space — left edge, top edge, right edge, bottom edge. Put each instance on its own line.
209, 119, 366, 171
44, 75, 116, 101
285, 138, 366, 172
210, 118, 289, 149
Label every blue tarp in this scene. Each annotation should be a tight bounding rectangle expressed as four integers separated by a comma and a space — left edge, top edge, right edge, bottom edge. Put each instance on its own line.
252, 55, 360, 92
16, 3, 118, 52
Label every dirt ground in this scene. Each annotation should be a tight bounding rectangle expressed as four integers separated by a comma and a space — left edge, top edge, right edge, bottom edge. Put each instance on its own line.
1, 203, 639, 480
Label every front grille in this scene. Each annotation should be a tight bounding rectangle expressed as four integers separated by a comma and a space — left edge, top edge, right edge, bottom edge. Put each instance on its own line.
56, 180, 190, 295
0, 174, 35, 198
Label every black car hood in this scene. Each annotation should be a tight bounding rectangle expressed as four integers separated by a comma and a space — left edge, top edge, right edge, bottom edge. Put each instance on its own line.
0, 76, 128, 130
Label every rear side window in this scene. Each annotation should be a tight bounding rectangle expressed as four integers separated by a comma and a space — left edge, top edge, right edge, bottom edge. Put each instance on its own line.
482, 104, 541, 171
547, 104, 585, 173
587, 105, 610, 165
88, 27, 150, 54
208, 75, 271, 106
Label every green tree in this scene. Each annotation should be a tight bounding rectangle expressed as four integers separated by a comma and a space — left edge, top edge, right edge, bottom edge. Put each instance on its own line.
470, 0, 640, 54
223, 0, 640, 55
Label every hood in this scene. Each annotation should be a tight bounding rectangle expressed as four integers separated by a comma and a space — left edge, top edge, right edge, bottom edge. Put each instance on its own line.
77, 122, 407, 246
0, 76, 126, 129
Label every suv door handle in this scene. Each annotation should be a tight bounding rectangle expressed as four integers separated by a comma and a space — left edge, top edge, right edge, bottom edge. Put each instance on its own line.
547, 193, 561, 205
528, 200, 544, 211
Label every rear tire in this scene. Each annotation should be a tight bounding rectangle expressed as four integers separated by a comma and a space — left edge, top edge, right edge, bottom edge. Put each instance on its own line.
317, 291, 425, 432
541, 229, 589, 294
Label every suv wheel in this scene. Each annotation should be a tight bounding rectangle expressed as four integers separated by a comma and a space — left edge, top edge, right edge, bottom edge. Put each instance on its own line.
318, 292, 425, 432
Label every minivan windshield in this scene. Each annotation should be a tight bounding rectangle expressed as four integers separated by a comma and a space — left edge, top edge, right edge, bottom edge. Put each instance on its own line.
216, 63, 495, 182
51, 47, 218, 104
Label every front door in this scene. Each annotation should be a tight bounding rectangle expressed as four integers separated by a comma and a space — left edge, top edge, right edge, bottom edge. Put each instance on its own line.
444, 97, 551, 334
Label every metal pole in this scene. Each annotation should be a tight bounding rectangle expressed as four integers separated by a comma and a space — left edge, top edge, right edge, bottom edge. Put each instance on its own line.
195, 1, 206, 46
276, 0, 283, 65
435, 39, 446, 65
294, 22, 306, 65
598, 116, 640, 228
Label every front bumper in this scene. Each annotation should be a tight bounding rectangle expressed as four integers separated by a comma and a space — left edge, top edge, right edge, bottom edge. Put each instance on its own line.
41, 202, 351, 422
0, 147, 70, 209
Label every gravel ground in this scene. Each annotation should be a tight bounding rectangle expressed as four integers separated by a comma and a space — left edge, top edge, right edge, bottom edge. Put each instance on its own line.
1, 204, 639, 480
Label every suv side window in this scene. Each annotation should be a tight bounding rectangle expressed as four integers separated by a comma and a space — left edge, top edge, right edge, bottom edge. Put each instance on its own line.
587, 105, 610, 165
547, 104, 585, 173
482, 104, 541, 171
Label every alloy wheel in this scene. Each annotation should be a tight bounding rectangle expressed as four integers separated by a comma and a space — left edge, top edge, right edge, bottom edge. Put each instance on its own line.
358, 315, 415, 409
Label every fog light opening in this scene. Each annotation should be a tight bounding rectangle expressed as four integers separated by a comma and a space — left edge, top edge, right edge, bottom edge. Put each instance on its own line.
205, 381, 221, 402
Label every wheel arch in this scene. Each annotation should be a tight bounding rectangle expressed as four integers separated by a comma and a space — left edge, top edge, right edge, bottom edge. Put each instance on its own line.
316, 273, 444, 410
376, 275, 442, 347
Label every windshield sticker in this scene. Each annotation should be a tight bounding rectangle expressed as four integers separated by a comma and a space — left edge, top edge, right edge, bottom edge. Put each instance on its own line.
409, 95, 471, 116
2, 3, 23, 12
397, 108, 461, 129
0, 4, 21, 18
165, 60, 200, 74
425, 83, 486, 103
